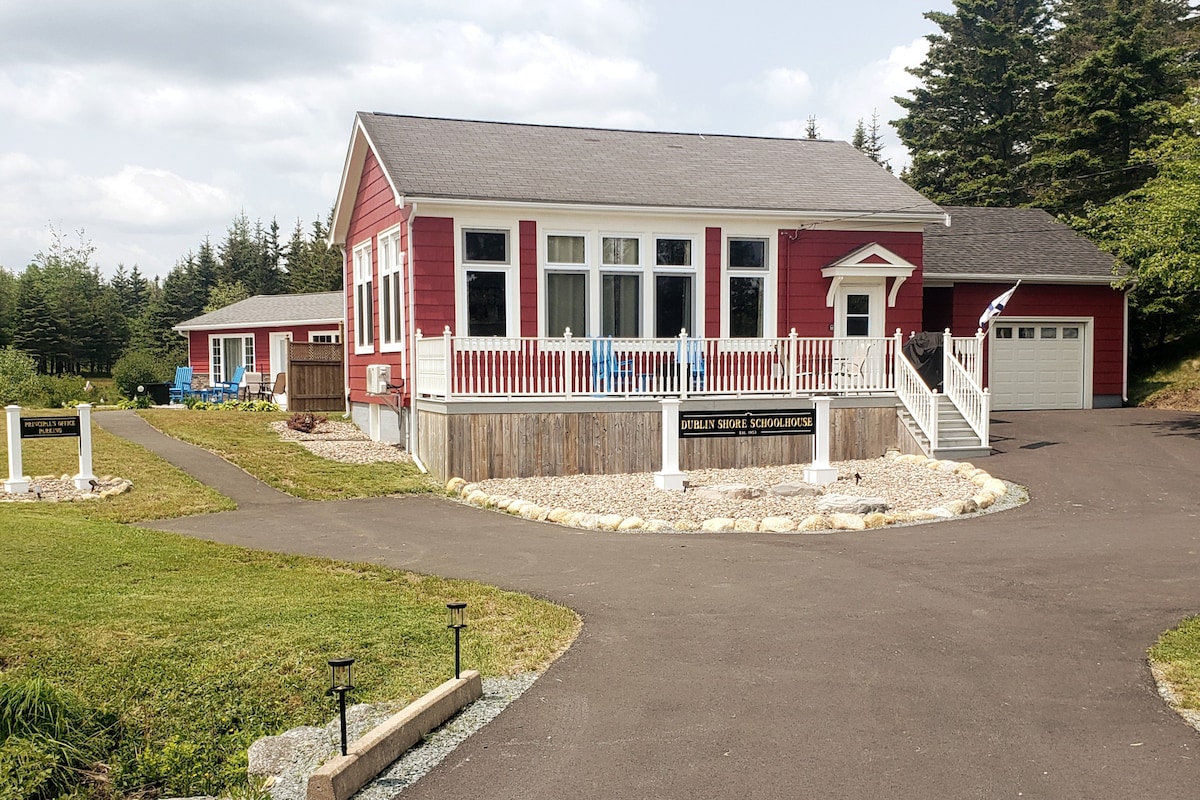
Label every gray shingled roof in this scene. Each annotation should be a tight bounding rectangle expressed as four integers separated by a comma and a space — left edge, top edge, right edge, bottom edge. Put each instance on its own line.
174, 292, 343, 331
357, 113, 944, 218
925, 206, 1122, 282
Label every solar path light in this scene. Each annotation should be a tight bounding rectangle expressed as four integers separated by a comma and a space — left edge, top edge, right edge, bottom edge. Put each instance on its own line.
327, 657, 355, 756
447, 602, 467, 679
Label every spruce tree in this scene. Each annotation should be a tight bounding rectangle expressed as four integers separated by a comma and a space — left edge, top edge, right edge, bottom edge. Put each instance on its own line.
894, 0, 1051, 205
1029, 0, 1193, 215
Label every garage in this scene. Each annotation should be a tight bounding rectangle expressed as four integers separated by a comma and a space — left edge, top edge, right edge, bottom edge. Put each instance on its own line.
990, 320, 1088, 410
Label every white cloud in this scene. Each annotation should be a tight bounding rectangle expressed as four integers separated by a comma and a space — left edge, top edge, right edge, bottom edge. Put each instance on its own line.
757, 68, 815, 109
92, 166, 234, 231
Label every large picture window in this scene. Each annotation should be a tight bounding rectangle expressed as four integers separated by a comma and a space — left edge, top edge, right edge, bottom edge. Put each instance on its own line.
654, 274, 693, 337
467, 271, 507, 337
602, 273, 640, 337
462, 228, 510, 337
727, 237, 768, 338
378, 228, 404, 351
546, 272, 586, 337
352, 241, 373, 352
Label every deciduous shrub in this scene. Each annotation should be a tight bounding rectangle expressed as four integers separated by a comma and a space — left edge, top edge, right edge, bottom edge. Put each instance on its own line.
0, 347, 39, 406
112, 350, 172, 399
286, 412, 327, 433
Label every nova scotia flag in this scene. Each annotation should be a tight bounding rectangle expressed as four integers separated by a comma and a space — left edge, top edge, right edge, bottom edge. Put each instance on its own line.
979, 282, 1020, 329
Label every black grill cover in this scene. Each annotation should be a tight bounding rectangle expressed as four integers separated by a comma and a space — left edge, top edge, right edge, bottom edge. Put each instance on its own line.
902, 332, 944, 391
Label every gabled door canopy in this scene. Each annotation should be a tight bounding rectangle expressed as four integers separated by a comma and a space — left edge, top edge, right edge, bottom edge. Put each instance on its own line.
821, 242, 917, 307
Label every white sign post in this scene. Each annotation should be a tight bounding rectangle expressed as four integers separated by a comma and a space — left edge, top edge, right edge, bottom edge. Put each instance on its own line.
4, 404, 97, 494
653, 398, 688, 491
802, 396, 838, 485
73, 404, 97, 490
4, 405, 30, 494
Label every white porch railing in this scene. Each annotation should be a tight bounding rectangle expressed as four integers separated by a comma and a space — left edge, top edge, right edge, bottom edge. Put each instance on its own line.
894, 333, 939, 445
414, 328, 899, 400
942, 329, 990, 443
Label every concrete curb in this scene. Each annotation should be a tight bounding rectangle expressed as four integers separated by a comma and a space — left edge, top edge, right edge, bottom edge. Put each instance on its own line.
306, 671, 483, 800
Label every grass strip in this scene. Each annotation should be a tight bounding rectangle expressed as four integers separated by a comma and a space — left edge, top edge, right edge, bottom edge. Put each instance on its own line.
1150, 616, 1200, 712
137, 408, 437, 500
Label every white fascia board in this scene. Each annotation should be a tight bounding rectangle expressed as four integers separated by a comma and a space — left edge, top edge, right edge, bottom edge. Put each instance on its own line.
331, 118, 405, 247
174, 317, 343, 332
931, 273, 1120, 286
403, 196, 945, 226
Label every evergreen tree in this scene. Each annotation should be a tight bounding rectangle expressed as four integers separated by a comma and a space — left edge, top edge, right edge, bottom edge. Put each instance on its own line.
1082, 97, 1200, 351
205, 280, 250, 313
0, 268, 15, 348
852, 119, 867, 150
894, 0, 1051, 205
1029, 0, 1193, 215
284, 215, 344, 293
805, 116, 820, 139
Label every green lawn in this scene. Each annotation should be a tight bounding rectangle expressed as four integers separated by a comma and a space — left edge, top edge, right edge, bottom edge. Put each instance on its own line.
0, 409, 579, 798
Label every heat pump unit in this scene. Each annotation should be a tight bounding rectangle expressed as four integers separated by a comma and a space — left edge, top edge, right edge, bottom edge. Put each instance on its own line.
366, 364, 391, 395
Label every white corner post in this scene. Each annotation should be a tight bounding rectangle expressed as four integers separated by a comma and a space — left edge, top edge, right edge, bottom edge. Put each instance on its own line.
73, 403, 97, 490
803, 396, 838, 485
4, 405, 30, 494
653, 398, 688, 491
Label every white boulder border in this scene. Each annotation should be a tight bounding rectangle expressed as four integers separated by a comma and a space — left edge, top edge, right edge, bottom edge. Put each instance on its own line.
444, 452, 1020, 535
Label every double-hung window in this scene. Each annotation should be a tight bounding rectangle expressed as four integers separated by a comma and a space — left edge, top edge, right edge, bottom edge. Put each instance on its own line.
545, 234, 587, 337
353, 241, 373, 352
654, 237, 694, 337
378, 227, 404, 352
601, 235, 641, 337
727, 237, 768, 338
463, 229, 509, 337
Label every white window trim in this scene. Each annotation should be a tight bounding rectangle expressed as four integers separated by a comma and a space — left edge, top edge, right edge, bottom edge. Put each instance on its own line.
456, 224, 518, 342
541, 230, 590, 338
309, 329, 341, 343
723, 234, 775, 339
378, 225, 405, 354
352, 239, 374, 354
207, 333, 255, 385
651, 234, 697, 337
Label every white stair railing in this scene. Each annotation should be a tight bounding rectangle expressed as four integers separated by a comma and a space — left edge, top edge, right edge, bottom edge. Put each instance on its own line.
894, 329, 938, 447
942, 330, 990, 444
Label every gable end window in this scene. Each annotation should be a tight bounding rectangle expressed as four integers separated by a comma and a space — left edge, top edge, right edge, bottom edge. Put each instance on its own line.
353, 241, 373, 352
378, 228, 404, 352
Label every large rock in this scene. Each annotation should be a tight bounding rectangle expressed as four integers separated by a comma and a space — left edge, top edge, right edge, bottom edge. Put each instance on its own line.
816, 494, 890, 515
760, 516, 797, 533
700, 518, 736, 532
768, 482, 821, 497
691, 483, 761, 501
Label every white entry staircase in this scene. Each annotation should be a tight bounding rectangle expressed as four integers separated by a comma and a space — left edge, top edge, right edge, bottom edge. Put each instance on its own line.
898, 395, 991, 459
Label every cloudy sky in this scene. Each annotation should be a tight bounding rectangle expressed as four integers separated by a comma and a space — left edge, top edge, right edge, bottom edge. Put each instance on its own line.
0, 0, 953, 280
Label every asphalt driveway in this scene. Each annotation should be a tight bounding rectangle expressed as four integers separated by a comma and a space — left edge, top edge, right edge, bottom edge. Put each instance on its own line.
97, 408, 1200, 799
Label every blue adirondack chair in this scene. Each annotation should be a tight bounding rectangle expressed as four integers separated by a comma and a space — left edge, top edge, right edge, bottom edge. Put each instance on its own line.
168, 366, 194, 403
676, 337, 706, 391
210, 365, 246, 402
591, 337, 634, 393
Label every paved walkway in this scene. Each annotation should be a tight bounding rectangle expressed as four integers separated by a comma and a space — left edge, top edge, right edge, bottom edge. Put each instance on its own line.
95, 409, 1200, 799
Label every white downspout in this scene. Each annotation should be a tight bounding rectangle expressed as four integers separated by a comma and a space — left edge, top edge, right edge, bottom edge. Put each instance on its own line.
406, 202, 427, 473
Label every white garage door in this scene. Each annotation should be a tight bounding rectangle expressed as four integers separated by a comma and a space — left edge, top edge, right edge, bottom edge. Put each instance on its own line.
991, 322, 1086, 410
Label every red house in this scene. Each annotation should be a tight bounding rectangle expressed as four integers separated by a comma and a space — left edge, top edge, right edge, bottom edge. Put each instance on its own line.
328, 114, 1126, 480
174, 292, 344, 404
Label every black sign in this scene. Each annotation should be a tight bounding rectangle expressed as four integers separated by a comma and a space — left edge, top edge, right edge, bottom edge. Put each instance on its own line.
19, 416, 81, 439
679, 409, 815, 438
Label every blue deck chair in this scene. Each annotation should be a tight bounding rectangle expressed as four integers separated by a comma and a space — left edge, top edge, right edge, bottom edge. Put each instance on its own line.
591, 338, 634, 393
210, 365, 246, 402
168, 366, 194, 403
676, 337, 706, 391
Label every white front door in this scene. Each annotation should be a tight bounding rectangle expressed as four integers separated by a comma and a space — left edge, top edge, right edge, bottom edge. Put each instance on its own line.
832, 283, 885, 388
269, 332, 290, 385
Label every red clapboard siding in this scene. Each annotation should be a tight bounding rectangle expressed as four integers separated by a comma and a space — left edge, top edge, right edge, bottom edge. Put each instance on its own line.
520, 220, 537, 337
704, 227, 721, 338
412, 217, 456, 337
951, 282, 1125, 397
776, 230, 924, 338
